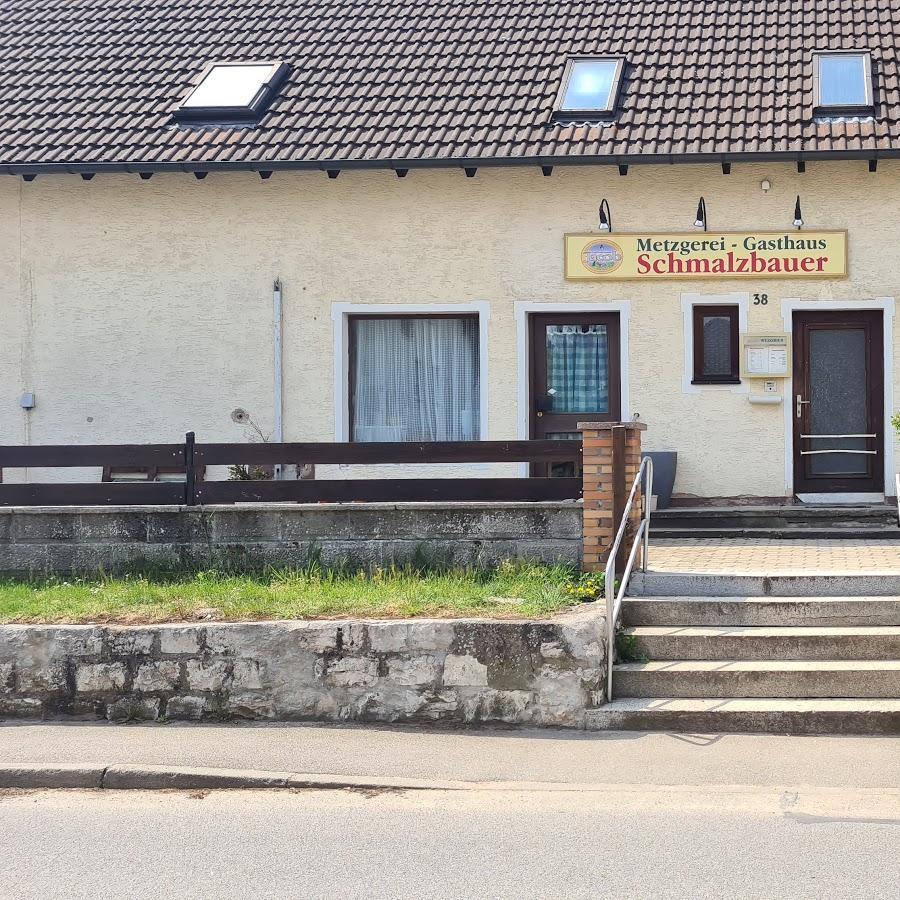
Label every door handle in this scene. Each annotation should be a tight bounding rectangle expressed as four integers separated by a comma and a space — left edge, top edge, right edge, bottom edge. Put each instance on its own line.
796, 394, 810, 419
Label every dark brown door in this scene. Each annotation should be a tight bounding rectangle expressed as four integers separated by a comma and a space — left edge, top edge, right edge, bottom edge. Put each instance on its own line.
793, 310, 884, 494
530, 313, 621, 475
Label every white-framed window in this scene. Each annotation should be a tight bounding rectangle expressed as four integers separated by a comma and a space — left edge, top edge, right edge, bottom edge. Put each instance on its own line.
333, 304, 490, 442
813, 51, 873, 113
553, 57, 625, 117
175, 61, 290, 121
681, 293, 749, 395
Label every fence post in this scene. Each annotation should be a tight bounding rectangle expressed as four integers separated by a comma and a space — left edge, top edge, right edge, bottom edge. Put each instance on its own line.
578, 421, 647, 573
611, 425, 627, 576
184, 432, 196, 506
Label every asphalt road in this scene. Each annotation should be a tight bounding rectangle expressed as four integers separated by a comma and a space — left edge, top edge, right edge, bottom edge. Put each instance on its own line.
1, 783, 898, 899
2, 723, 898, 898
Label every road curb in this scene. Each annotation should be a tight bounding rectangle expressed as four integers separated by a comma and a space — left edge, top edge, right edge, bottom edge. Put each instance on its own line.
0, 763, 105, 789
102, 765, 295, 790
287, 772, 467, 791
0, 762, 469, 792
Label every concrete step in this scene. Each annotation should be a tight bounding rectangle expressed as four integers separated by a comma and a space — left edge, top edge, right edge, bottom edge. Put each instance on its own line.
653, 506, 896, 530
629, 572, 900, 597
585, 698, 900, 734
621, 596, 900, 627
650, 527, 900, 540
623, 625, 900, 660
613, 660, 900, 699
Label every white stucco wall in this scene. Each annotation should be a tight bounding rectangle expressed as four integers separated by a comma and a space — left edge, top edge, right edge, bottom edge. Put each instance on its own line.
0, 161, 897, 497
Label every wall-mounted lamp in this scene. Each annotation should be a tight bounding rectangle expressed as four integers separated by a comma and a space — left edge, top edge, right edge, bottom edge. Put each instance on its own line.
693, 196, 707, 231
598, 198, 612, 232
793, 195, 804, 230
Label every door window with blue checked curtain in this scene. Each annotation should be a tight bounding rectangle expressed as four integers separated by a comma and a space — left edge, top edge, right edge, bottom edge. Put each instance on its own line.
545, 324, 609, 413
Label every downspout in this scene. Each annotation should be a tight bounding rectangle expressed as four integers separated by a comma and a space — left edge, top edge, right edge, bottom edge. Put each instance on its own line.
18, 180, 35, 480
273, 277, 284, 479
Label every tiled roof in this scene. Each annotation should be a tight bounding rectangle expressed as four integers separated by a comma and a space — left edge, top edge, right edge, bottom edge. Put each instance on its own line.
1, 0, 898, 173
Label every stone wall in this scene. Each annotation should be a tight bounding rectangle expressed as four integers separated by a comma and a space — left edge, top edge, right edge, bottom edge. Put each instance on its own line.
0, 606, 606, 727
0, 502, 581, 575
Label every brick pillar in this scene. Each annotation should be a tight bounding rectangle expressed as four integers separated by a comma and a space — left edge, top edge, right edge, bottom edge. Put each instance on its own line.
578, 421, 647, 573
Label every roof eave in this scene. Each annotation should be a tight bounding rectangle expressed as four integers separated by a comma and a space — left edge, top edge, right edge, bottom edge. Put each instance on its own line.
1, 148, 895, 177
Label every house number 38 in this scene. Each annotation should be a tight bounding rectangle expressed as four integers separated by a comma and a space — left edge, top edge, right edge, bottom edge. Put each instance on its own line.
753, 293, 769, 305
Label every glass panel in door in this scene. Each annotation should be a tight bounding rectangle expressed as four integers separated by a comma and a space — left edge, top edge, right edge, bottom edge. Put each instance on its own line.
545, 324, 610, 415
807, 328, 868, 475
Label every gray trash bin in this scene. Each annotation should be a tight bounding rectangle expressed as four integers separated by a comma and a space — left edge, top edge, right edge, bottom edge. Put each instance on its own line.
641, 451, 677, 510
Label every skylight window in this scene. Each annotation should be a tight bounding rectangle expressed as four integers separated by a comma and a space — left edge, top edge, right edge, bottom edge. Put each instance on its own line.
175, 61, 290, 122
554, 57, 624, 117
813, 51, 873, 113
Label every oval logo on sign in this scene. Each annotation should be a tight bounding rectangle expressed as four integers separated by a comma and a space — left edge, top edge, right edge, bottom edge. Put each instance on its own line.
581, 240, 623, 274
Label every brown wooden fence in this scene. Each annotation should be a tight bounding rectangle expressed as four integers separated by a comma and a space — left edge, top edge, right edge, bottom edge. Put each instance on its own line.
0, 433, 583, 506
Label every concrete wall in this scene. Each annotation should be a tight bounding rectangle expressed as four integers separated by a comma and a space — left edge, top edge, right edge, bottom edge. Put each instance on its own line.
0, 502, 582, 575
0, 607, 606, 727
1, 162, 898, 497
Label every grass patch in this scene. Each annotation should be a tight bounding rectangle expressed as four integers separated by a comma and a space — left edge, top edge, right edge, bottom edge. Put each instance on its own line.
0, 562, 603, 624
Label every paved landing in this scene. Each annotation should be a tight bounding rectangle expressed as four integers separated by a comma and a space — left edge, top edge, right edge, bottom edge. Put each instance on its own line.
650, 538, 900, 575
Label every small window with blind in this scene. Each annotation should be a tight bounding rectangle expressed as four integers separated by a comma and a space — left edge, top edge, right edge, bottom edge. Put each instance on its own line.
553, 57, 625, 118
349, 314, 481, 442
813, 51, 873, 115
692, 305, 740, 385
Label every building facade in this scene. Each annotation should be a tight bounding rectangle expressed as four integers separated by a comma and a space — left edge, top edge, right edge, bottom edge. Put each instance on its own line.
0, 2, 897, 503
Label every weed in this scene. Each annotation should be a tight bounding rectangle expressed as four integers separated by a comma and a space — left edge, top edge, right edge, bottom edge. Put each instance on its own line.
562, 571, 606, 602
615, 629, 647, 663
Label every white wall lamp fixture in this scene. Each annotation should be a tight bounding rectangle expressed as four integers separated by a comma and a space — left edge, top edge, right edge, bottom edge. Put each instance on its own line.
793, 195, 804, 229
693, 196, 707, 231
598, 198, 612, 232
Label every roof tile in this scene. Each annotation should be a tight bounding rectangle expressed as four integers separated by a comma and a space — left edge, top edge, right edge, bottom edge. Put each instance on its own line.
0, 0, 897, 171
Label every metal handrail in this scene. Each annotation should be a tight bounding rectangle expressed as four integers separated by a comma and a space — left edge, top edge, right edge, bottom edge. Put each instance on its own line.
896, 473, 900, 528
604, 456, 653, 702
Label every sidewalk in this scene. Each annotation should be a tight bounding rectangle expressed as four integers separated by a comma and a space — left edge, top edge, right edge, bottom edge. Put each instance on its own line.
1, 720, 897, 790
651, 538, 900, 574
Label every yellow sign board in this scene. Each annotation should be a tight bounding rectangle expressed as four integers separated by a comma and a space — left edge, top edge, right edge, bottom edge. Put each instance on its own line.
564, 231, 848, 280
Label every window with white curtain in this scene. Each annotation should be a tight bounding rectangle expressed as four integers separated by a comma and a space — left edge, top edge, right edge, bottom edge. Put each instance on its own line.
350, 316, 480, 442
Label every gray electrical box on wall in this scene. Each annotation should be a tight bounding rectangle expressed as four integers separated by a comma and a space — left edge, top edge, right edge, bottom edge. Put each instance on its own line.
19, 392, 35, 409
